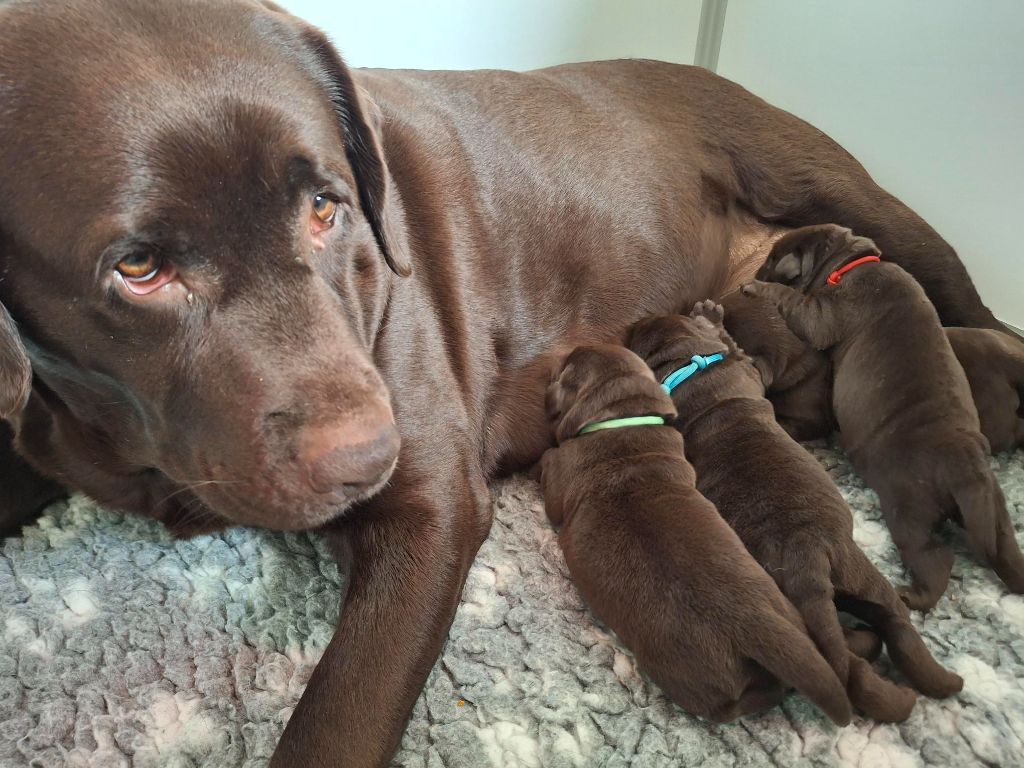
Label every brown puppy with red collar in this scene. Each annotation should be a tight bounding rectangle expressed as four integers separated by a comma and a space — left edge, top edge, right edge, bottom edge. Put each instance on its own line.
745, 225, 1024, 610
628, 303, 962, 720
540, 343, 852, 724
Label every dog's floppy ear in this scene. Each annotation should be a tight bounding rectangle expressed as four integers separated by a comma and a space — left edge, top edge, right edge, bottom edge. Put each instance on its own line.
267, 6, 413, 277
0, 302, 31, 418
760, 237, 819, 287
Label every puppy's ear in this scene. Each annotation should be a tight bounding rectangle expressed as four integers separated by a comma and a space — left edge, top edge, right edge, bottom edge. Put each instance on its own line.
0, 302, 31, 418
544, 377, 565, 422
269, 8, 412, 277
762, 241, 818, 286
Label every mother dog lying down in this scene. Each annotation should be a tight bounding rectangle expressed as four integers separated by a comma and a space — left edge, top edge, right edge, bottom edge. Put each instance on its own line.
0, 1, 1013, 765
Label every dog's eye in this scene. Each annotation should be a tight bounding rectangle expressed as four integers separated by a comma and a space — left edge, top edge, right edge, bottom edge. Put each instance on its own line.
114, 253, 178, 296
116, 253, 161, 281
312, 194, 338, 226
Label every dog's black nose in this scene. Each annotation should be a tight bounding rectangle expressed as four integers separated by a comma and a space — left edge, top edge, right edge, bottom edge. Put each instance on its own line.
298, 418, 401, 496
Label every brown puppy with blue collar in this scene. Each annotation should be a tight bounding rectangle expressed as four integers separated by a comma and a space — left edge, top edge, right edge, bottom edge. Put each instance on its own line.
745, 225, 1024, 610
540, 343, 852, 724
628, 303, 962, 720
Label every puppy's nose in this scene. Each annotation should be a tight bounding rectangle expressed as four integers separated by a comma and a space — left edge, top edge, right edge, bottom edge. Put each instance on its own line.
298, 419, 401, 495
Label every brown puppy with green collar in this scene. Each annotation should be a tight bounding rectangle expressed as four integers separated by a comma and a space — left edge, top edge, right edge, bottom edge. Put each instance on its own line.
629, 303, 962, 720
540, 343, 852, 724
745, 225, 1024, 610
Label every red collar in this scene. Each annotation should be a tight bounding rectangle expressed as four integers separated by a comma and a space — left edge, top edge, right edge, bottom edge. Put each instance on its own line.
827, 255, 881, 285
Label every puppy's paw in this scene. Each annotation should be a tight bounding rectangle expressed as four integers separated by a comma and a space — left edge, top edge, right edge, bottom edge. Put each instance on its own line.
897, 585, 939, 613
690, 300, 724, 325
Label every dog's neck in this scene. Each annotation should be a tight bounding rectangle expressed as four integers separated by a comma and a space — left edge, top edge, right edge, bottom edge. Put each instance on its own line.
661, 356, 766, 436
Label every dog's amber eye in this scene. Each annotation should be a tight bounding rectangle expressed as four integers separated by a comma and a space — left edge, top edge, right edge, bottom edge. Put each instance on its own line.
116, 253, 161, 281
312, 194, 338, 226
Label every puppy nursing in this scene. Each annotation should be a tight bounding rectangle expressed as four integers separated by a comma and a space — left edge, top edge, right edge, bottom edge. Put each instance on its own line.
628, 304, 961, 720
540, 344, 852, 724
747, 225, 1024, 610
539, 225, 1023, 727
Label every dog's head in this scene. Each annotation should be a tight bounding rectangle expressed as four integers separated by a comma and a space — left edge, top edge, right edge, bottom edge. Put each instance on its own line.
0, 0, 413, 531
545, 344, 676, 444
757, 224, 879, 291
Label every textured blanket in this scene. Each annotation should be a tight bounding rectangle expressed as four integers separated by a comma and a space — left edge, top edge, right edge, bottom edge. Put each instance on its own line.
2, 443, 1023, 768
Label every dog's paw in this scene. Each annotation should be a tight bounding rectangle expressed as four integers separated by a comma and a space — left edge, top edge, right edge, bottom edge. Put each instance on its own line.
690, 299, 724, 325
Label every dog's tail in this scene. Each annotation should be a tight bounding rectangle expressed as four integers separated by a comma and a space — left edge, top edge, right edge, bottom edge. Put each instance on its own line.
954, 472, 1024, 594
746, 612, 853, 725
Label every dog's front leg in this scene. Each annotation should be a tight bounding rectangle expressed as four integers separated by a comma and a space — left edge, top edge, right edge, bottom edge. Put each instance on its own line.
743, 282, 840, 351
270, 458, 492, 768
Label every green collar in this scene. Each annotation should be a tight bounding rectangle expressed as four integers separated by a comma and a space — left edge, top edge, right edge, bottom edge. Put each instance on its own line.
577, 415, 666, 436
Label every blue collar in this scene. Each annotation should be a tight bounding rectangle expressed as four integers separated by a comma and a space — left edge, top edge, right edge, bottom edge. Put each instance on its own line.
661, 353, 726, 395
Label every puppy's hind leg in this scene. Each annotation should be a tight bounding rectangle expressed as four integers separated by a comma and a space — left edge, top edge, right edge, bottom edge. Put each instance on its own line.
835, 548, 963, 699
955, 474, 1024, 594
881, 497, 954, 612
780, 547, 849, 684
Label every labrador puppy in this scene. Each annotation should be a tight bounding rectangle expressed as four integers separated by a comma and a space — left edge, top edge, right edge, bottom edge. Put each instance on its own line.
945, 327, 1024, 454
628, 303, 963, 719
720, 289, 834, 441
746, 225, 1024, 610
721, 291, 1024, 450
540, 343, 852, 724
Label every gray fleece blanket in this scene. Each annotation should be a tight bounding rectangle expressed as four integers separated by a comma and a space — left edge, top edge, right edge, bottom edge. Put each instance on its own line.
2, 443, 1023, 768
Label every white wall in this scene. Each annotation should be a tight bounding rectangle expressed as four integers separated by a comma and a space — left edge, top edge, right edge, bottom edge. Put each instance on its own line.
717, 0, 1024, 328
280, 0, 701, 72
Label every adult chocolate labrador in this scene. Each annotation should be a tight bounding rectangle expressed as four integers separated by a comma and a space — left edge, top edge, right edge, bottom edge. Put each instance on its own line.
0, 1, 1007, 764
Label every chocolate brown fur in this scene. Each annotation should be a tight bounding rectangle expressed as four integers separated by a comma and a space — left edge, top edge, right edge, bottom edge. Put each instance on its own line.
540, 343, 852, 724
628, 303, 962, 719
721, 289, 834, 440
946, 328, 1024, 454
0, 1, 1013, 760
721, 290, 1024, 451
747, 226, 1024, 610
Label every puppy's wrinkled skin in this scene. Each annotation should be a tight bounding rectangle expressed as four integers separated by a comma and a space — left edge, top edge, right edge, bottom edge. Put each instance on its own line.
747, 226, 1024, 610
629, 304, 962, 719
721, 289, 834, 440
540, 344, 852, 725
720, 291, 1024, 451
946, 328, 1024, 454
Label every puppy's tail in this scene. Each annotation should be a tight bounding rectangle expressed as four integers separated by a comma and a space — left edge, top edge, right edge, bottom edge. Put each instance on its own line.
747, 614, 853, 725
955, 473, 1024, 594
